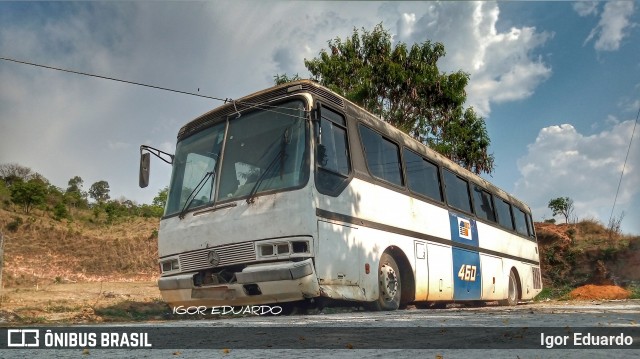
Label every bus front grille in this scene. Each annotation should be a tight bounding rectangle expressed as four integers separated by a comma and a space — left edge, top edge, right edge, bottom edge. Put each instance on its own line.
178, 242, 256, 273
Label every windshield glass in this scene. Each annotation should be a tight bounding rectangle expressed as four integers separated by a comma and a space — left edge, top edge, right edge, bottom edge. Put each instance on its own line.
165, 100, 308, 217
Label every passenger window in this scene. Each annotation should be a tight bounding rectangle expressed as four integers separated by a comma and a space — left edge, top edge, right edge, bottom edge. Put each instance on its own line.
443, 169, 472, 213
514, 207, 529, 236
316, 106, 351, 194
403, 148, 442, 201
495, 199, 514, 230
359, 125, 404, 186
473, 185, 496, 222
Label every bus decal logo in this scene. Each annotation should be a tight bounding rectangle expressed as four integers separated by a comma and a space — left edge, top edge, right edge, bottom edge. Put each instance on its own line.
207, 250, 221, 267
458, 218, 472, 240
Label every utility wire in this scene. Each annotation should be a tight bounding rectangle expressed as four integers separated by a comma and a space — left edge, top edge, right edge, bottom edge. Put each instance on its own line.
608, 103, 639, 226
0, 56, 229, 102
0, 56, 309, 121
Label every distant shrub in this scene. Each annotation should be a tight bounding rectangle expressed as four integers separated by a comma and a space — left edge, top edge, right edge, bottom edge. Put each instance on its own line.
6, 216, 23, 232
544, 218, 556, 224
52, 202, 70, 221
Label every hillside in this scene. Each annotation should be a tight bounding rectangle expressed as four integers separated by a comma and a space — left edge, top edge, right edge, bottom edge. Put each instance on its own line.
536, 219, 640, 298
1, 208, 639, 293
0, 208, 159, 287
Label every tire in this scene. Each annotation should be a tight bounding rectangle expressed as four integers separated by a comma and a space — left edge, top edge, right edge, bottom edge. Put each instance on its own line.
500, 270, 519, 306
367, 253, 401, 311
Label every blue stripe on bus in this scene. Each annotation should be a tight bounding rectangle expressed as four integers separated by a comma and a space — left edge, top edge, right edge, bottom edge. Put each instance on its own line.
449, 213, 482, 300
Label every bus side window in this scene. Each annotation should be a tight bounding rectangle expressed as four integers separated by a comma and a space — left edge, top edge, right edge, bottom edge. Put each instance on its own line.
514, 207, 529, 236
443, 169, 472, 214
316, 106, 351, 195
403, 148, 443, 202
472, 185, 496, 222
527, 213, 536, 239
495, 198, 514, 230
359, 125, 404, 187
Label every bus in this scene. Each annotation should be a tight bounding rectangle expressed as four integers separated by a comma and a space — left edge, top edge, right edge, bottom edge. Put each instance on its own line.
139, 80, 542, 311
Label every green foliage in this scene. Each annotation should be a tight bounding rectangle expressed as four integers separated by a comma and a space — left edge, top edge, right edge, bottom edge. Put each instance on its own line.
65, 176, 88, 209
66, 176, 83, 194
0, 179, 11, 208
629, 283, 640, 299
274, 73, 302, 85
0, 163, 34, 185
53, 202, 70, 221
2, 162, 165, 221
88, 180, 110, 204
548, 197, 574, 224
534, 286, 573, 301
6, 216, 23, 232
10, 179, 48, 213
139, 204, 163, 218
152, 187, 168, 209
298, 23, 494, 174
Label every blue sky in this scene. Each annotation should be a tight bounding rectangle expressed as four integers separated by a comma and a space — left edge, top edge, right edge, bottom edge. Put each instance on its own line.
0, 1, 638, 234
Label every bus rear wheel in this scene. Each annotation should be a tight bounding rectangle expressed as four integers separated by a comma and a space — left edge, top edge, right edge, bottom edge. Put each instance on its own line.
499, 270, 519, 306
367, 253, 401, 311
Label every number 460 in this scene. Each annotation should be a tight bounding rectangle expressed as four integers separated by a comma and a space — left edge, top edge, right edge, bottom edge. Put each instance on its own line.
457, 264, 477, 282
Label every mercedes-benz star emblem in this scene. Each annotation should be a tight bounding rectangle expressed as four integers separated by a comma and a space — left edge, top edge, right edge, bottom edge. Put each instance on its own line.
207, 250, 220, 267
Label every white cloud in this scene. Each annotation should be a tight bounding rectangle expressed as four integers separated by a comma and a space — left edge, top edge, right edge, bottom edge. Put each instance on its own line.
399, 2, 552, 116
515, 121, 640, 229
573, 2, 599, 17
584, 1, 635, 51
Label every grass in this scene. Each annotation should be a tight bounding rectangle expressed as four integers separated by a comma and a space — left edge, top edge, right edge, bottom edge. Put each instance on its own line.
1, 208, 159, 286
93, 299, 170, 321
534, 287, 574, 301
629, 283, 640, 299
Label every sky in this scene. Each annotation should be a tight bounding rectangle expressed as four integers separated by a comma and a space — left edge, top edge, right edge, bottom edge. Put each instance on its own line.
0, 1, 638, 234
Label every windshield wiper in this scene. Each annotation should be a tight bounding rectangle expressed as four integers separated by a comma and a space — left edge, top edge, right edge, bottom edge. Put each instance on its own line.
178, 170, 216, 219
246, 128, 291, 204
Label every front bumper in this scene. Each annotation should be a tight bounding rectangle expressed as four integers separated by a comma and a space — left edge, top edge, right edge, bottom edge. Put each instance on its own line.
158, 258, 320, 307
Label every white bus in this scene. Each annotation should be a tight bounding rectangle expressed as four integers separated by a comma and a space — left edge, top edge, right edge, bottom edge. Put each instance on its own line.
139, 80, 542, 311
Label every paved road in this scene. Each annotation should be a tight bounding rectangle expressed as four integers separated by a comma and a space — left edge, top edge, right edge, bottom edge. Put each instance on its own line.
2, 300, 639, 358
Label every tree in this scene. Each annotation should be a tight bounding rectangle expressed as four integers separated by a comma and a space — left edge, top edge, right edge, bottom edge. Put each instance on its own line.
548, 197, 575, 224
88, 180, 110, 204
0, 163, 34, 185
152, 186, 169, 209
66, 176, 84, 194
10, 179, 47, 213
279, 24, 494, 174
65, 176, 88, 209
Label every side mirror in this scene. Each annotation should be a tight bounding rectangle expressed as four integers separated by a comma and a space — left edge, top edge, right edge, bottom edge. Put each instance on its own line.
139, 152, 150, 188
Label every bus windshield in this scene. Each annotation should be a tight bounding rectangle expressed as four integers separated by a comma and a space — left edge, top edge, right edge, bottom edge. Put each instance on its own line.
165, 100, 308, 217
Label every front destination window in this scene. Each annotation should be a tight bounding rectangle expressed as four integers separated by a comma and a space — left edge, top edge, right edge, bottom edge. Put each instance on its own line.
165, 100, 308, 216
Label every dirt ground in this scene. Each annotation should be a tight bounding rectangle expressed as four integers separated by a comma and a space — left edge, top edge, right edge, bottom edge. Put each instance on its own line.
570, 284, 631, 300
0, 281, 165, 324
0, 281, 634, 325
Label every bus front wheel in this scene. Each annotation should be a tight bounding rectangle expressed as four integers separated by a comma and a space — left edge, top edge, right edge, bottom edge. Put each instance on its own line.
367, 253, 401, 311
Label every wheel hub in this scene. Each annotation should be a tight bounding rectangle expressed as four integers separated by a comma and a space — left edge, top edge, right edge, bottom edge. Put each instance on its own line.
380, 264, 398, 301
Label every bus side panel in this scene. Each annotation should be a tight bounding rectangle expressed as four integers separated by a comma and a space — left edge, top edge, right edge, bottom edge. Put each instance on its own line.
316, 220, 362, 286
426, 243, 453, 301
452, 248, 482, 300
449, 213, 482, 300
480, 254, 504, 300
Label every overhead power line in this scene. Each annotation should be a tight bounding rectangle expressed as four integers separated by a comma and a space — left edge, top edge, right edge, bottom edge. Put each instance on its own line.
608, 103, 639, 226
0, 56, 309, 121
0, 56, 229, 102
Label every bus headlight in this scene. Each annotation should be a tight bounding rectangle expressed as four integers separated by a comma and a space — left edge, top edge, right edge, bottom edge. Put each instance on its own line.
256, 238, 311, 259
160, 258, 180, 273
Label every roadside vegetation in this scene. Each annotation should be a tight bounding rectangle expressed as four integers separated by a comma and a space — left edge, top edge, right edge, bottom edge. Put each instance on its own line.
1, 170, 639, 324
